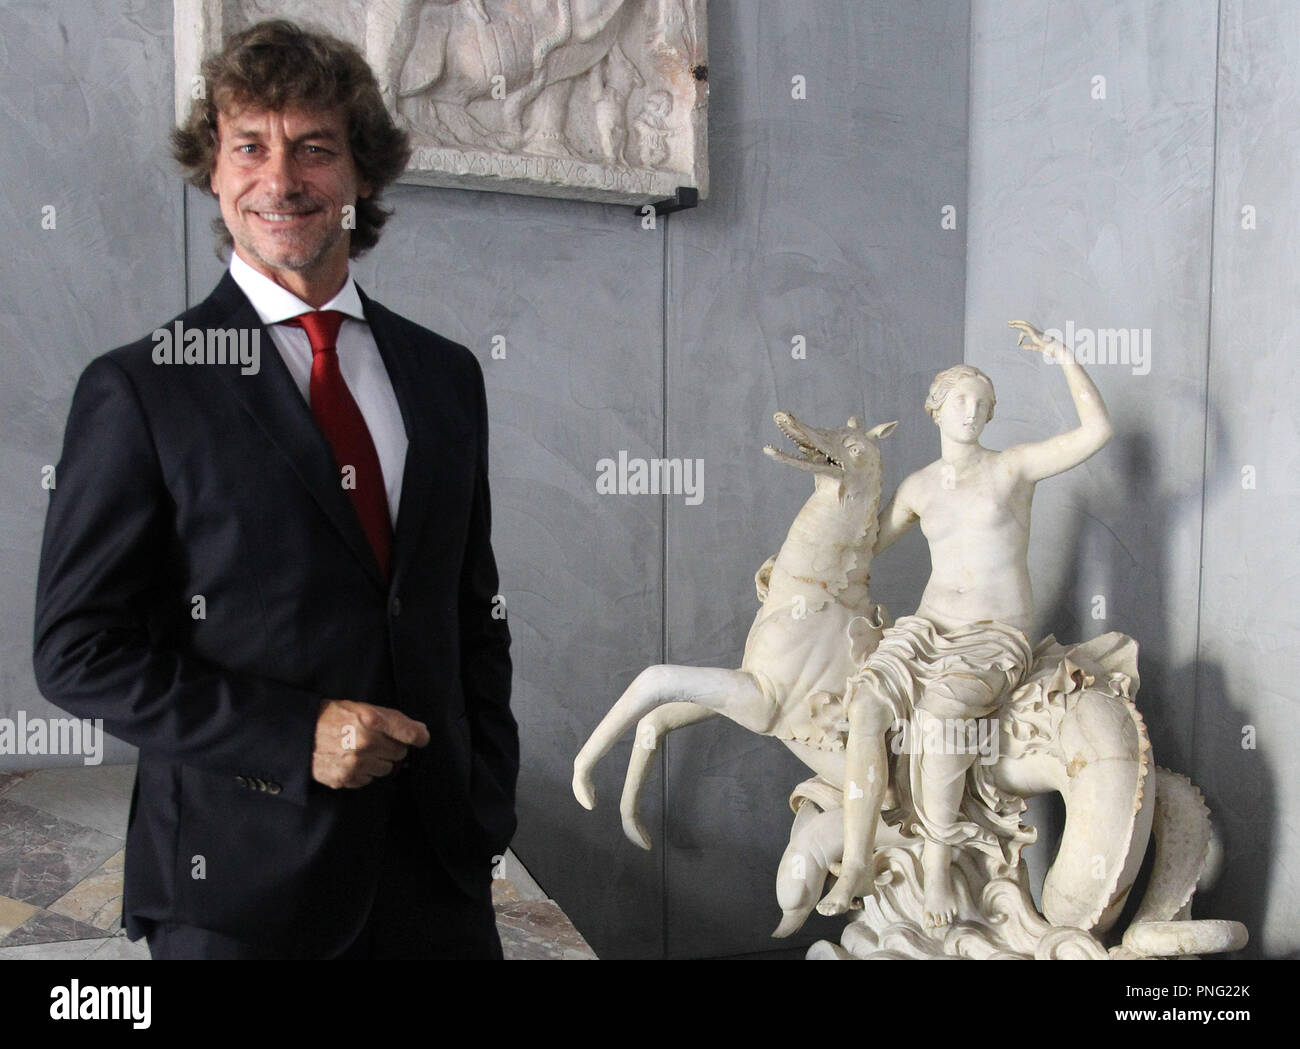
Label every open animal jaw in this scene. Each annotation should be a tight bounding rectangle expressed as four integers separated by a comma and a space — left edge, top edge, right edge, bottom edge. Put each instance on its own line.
764, 412, 849, 477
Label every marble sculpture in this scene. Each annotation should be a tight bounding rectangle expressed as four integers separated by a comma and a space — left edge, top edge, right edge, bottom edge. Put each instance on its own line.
574, 322, 1249, 959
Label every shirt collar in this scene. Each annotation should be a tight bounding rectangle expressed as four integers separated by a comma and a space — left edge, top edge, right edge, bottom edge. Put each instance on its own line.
229, 250, 367, 326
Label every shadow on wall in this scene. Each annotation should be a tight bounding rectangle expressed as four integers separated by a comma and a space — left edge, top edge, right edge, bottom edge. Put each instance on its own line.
512, 735, 665, 960
1190, 662, 1276, 959
658, 730, 851, 959
1042, 430, 1198, 772
1037, 409, 1272, 954
1028, 430, 1179, 910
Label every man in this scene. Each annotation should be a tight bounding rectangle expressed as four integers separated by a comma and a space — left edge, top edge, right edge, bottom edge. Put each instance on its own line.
816, 321, 1113, 927
32, 19, 517, 959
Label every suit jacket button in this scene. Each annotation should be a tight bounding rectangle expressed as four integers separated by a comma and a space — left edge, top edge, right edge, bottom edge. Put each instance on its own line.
253, 777, 266, 791
266, 781, 282, 795
390, 596, 402, 617
236, 775, 249, 788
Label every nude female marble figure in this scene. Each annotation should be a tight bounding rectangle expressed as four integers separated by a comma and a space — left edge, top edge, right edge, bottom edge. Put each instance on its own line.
815, 321, 1115, 927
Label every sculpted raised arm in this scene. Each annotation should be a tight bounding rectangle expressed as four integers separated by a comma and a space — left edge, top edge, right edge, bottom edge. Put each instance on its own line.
1003, 320, 1114, 482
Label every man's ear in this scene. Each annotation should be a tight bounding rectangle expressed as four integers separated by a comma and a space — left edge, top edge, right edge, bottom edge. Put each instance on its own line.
357, 180, 373, 200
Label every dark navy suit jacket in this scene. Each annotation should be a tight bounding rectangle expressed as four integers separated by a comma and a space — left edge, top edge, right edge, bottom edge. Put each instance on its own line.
33, 272, 517, 955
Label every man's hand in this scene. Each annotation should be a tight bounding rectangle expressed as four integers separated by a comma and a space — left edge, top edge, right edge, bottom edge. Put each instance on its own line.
312, 699, 431, 789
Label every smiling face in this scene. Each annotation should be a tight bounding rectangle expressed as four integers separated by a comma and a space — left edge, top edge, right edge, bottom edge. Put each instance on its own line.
935, 376, 994, 444
209, 103, 371, 299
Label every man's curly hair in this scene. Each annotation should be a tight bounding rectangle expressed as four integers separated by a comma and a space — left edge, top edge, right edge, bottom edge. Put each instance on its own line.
170, 19, 411, 258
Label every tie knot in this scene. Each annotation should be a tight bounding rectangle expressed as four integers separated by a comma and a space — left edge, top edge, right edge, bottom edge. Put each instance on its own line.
285, 310, 346, 354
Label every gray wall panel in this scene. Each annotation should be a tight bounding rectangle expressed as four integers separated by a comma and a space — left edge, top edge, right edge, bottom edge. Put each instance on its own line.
963, 0, 1219, 903
661, 0, 970, 957
346, 186, 669, 958
965, 0, 1294, 955
1196, 0, 1300, 958
1, 0, 182, 768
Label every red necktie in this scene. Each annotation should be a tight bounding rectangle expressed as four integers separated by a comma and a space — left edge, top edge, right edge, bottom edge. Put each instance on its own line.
283, 310, 392, 580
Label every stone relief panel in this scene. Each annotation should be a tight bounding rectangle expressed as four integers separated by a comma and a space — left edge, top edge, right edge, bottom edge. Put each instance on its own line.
175, 0, 709, 204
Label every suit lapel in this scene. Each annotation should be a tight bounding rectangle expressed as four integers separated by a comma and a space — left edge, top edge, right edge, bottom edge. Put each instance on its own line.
358, 287, 444, 596
207, 272, 387, 591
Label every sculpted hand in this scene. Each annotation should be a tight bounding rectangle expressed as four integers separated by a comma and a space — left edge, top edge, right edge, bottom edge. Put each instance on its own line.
312, 699, 431, 789
1008, 319, 1069, 364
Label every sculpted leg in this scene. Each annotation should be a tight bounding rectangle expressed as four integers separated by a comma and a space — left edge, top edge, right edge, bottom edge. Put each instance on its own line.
914, 709, 979, 928
619, 702, 717, 849
920, 840, 957, 928
573, 665, 771, 810
816, 678, 893, 916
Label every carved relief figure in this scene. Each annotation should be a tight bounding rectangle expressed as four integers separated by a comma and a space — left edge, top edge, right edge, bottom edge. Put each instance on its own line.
631, 89, 673, 165
364, 0, 665, 164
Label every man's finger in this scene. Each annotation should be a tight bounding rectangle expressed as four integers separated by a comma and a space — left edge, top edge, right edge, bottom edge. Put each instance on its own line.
313, 754, 372, 790
353, 754, 399, 780
369, 705, 431, 748
341, 771, 376, 789
313, 751, 398, 789
358, 735, 408, 763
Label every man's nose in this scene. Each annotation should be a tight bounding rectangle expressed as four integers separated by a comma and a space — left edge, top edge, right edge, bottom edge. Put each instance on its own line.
262, 148, 304, 197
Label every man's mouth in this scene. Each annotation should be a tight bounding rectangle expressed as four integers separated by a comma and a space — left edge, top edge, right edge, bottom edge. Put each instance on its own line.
251, 208, 320, 224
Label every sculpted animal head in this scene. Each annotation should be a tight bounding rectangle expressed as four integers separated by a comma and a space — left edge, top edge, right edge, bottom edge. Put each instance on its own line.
763, 412, 898, 499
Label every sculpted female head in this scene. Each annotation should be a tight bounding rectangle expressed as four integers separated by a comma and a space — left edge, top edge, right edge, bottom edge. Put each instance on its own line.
925, 365, 996, 424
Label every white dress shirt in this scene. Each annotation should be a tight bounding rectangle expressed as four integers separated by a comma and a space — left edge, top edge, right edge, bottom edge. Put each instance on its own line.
229, 251, 406, 523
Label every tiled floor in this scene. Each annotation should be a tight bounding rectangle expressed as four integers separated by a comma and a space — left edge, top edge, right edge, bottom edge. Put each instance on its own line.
0, 766, 594, 960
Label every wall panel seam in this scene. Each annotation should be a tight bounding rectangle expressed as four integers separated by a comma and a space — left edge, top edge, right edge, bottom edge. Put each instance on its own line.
1190, 0, 1225, 783
659, 210, 670, 960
